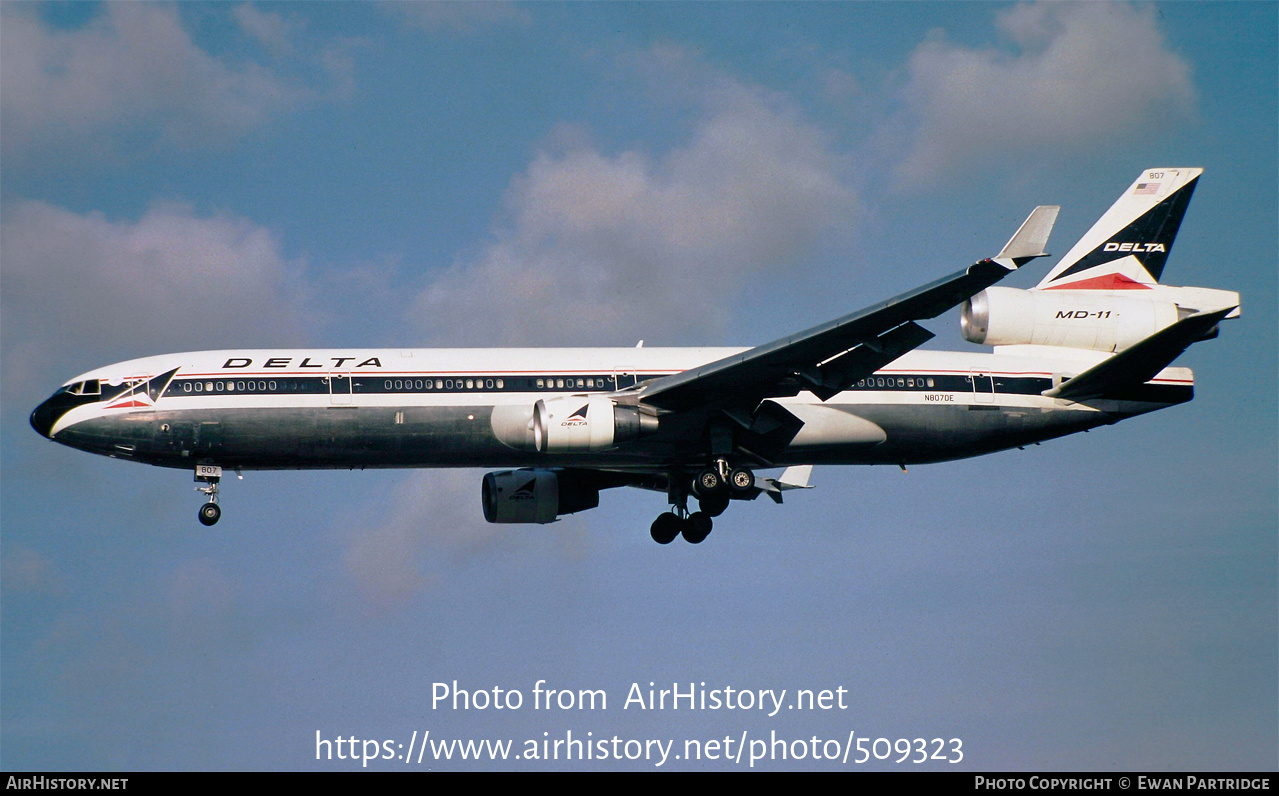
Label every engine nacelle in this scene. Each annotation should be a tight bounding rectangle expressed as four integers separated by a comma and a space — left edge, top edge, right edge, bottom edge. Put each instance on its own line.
962, 287, 1180, 352
532, 395, 655, 453
481, 469, 600, 524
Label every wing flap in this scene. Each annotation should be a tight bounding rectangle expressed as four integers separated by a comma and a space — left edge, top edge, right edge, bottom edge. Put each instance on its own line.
805, 320, 935, 401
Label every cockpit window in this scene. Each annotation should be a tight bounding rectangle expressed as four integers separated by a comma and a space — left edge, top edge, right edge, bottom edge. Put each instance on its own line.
65, 380, 101, 396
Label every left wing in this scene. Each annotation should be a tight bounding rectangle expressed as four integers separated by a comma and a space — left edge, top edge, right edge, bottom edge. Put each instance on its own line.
637, 205, 1060, 413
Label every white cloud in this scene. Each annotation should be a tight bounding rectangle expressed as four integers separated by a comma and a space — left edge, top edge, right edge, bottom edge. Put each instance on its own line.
0, 200, 311, 389
340, 471, 483, 606
409, 59, 858, 347
1, 547, 65, 597
338, 470, 581, 608
895, 2, 1196, 187
233, 4, 297, 55
382, 1, 532, 34
0, 3, 305, 161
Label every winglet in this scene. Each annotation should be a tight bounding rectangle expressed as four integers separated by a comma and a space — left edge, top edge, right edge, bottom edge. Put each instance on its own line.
993, 205, 1060, 269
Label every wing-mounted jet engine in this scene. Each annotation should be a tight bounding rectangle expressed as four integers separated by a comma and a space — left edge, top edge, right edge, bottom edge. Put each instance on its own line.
532, 396, 658, 452
481, 468, 602, 524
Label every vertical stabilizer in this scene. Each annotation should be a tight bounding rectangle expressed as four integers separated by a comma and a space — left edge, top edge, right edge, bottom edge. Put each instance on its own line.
1036, 168, 1201, 290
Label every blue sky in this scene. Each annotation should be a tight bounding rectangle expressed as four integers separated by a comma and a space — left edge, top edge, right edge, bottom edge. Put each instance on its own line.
2, 1, 1275, 771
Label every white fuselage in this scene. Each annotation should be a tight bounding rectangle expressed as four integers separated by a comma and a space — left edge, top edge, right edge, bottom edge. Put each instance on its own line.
35, 346, 1192, 472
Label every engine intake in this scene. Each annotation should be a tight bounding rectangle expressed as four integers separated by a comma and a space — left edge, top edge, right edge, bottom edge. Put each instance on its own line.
481, 469, 600, 524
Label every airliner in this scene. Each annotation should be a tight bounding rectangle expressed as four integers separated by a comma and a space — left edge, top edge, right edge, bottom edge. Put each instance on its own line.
31, 168, 1240, 544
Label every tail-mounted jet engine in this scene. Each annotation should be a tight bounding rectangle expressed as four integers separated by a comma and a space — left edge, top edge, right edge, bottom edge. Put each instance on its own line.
962, 286, 1238, 353
532, 395, 657, 453
481, 468, 600, 524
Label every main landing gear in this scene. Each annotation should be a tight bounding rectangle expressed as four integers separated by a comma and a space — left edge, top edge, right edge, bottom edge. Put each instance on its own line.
650, 509, 713, 545
650, 459, 755, 545
194, 465, 222, 526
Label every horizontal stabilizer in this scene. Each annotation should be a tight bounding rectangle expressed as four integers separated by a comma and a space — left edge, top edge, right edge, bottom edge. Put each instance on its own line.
759, 465, 814, 504
1044, 307, 1234, 402
995, 205, 1060, 268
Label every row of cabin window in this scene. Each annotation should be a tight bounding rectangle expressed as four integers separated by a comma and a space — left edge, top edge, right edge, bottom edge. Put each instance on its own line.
384, 378, 504, 391
181, 378, 511, 393
180, 380, 280, 393
385, 377, 614, 391
857, 376, 937, 389
176, 377, 607, 394
536, 377, 610, 390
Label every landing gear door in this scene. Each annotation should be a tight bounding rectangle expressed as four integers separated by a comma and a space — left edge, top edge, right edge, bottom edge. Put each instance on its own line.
328, 373, 354, 406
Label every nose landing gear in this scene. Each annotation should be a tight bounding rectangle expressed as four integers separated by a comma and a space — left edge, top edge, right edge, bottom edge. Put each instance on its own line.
198, 500, 221, 526
194, 465, 222, 526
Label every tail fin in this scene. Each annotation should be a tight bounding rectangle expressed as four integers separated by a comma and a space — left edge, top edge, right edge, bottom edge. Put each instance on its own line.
1036, 168, 1202, 290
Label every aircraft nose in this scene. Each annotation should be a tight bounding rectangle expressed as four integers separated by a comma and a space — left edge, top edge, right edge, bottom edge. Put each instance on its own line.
30, 395, 63, 439
31, 400, 55, 438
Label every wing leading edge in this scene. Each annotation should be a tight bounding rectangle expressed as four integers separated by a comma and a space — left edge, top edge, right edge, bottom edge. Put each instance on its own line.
638, 206, 1060, 412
